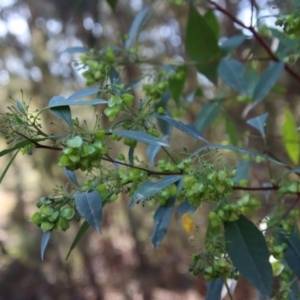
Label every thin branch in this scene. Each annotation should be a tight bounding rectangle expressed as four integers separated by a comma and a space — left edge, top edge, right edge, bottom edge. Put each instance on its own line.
206, 0, 300, 84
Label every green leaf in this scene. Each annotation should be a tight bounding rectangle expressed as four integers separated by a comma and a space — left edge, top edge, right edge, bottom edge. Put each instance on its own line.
155, 113, 208, 144
128, 147, 134, 166
66, 221, 90, 260
186, 5, 221, 84
75, 191, 102, 233
48, 95, 107, 108
234, 160, 251, 183
205, 278, 223, 300
289, 277, 300, 300
246, 113, 269, 139
106, 0, 118, 10
225, 117, 238, 146
63, 47, 89, 54
195, 100, 221, 133
146, 135, 169, 167
0, 138, 48, 158
225, 215, 272, 297
282, 108, 300, 165
176, 199, 196, 218
218, 58, 248, 94
203, 10, 219, 39
110, 67, 121, 84
155, 91, 173, 136
283, 226, 300, 279
125, 6, 151, 49
252, 61, 284, 103
128, 175, 182, 208
64, 169, 80, 187
151, 196, 175, 248
169, 66, 187, 106
220, 34, 246, 55
111, 130, 170, 147
16, 100, 26, 115
67, 88, 99, 101
192, 144, 286, 166
270, 29, 300, 51
41, 231, 52, 260
0, 150, 20, 184
50, 105, 73, 127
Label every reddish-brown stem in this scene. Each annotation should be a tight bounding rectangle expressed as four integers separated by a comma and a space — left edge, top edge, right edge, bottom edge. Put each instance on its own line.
233, 186, 278, 191
206, 0, 300, 84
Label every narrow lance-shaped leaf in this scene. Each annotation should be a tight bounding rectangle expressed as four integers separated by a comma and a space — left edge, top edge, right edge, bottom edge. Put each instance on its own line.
106, 0, 118, 11
282, 108, 300, 165
218, 58, 249, 95
247, 113, 269, 139
62, 47, 89, 54
110, 67, 121, 84
66, 221, 90, 260
186, 5, 221, 84
282, 226, 300, 279
225, 215, 273, 297
195, 100, 221, 134
111, 130, 170, 147
66, 88, 99, 102
41, 231, 52, 260
176, 199, 197, 218
75, 191, 102, 233
205, 278, 223, 300
48, 95, 107, 108
225, 117, 238, 146
252, 61, 284, 103
220, 34, 246, 55
128, 147, 134, 166
234, 159, 251, 183
0, 138, 49, 158
128, 175, 182, 208
0, 150, 20, 184
155, 113, 208, 144
151, 197, 175, 248
146, 135, 169, 167
50, 104, 73, 127
64, 169, 80, 187
203, 10, 219, 39
168, 66, 187, 107
125, 6, 151, 49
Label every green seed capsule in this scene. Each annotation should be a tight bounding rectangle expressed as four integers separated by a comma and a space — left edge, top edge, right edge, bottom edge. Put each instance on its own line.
41, 222, 55, 232
47, 211, 60, 222
30, 212, 42, 225
60, 208, 75, 220
67, 136, 83, 148
40, 206, 54, 217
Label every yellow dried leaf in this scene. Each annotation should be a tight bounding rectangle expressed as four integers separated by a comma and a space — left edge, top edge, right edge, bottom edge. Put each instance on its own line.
181, 212, 195, 236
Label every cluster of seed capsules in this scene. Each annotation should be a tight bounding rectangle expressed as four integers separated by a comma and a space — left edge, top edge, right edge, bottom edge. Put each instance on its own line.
158, 158, 236, 207
80, 48, 116, 86
30, 197, 76, 232
275, 14, 300, 39
58, 131, 108, 171
209, 203, 242, 227
190, 252, 239, 281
